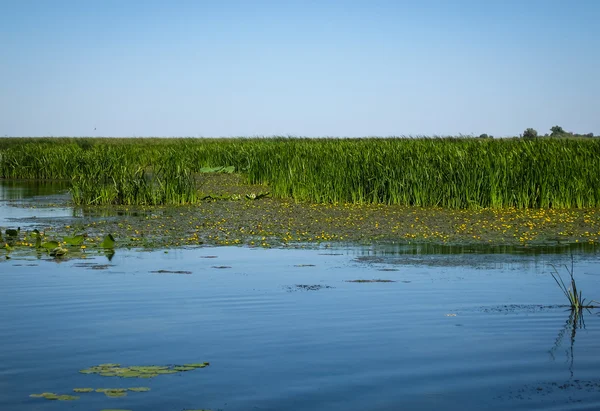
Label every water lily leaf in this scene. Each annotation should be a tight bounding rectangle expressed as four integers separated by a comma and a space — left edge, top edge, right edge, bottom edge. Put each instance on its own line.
104, 390, 127, 397
64, 234, 85, 246
183, 362, 210, 368
173, 366, 196, 371
30, 392, 79, 401
80, 362, 209, 378
73, 388, 94, 393
128, 387, 151, 392
50, 247, 68, 257
100, 234, 115, 249
42, 241, 59, 250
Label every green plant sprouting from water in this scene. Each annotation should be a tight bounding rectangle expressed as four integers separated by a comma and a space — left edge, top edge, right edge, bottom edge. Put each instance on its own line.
550, 260, 599, 310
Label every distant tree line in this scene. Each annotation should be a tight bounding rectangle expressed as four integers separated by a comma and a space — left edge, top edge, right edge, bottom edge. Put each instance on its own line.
521, 126, 595, 139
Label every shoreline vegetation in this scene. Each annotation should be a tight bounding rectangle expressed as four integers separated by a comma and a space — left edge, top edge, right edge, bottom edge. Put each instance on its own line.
1, 136, 600, 208
1, 137, 600, 253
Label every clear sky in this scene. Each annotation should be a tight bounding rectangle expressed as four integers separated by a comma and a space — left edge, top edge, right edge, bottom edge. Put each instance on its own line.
1, 0, 598, 137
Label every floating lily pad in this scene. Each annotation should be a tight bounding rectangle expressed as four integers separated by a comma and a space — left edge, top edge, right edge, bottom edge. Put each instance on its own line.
50, 246, 68, 257
173, 366, 196, 371
41, 240, 60, 250
96, 388, 127, 393
183, 362, 210, 368
128, 387, 151, 392
73, 387, 94, 393
104, 390, 127, 397
64, 234, 86, 246
80, 362, 209, 378
30, 392, 79, 401
100, 234, 115, 249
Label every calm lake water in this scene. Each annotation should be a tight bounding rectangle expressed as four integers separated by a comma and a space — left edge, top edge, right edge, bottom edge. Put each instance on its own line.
1, 181, 600, 411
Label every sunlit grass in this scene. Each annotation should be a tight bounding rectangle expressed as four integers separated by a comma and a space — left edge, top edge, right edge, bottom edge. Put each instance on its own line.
1, 137, 600, 207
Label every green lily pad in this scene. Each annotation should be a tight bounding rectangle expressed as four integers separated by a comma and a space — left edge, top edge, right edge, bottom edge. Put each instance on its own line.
183, 362, 210, 368
73, 387, 94, 393
128, 387, 151, 392
64, 234, 85, 245
80, 362, 209, 378
49, 246, 68, 257
173, 366, 196, 371
41, 240, 60, 250
100, 234, 115, 249
30, 392, 79, 401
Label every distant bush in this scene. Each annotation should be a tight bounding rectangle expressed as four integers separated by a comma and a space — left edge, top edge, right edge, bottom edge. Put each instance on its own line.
478, 133, 490, 139
585, 133, 594, 138
523, 128, 538, 139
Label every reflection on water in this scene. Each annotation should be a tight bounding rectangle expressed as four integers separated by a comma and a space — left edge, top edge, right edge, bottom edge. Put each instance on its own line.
0, 180, 73, 226
551, 308, 592, 378
357, 241, 599, 257
0, 179, 70, 201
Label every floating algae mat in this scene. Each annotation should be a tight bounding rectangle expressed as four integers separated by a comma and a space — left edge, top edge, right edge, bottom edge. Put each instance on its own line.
79, 362, 210, 378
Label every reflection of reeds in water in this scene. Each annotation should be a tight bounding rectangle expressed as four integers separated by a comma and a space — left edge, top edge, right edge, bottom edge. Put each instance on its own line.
550, 308, 589, 377
549, 258, 597, 376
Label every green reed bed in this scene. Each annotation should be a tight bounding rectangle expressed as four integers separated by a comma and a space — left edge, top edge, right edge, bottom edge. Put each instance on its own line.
1, 137, 600, 208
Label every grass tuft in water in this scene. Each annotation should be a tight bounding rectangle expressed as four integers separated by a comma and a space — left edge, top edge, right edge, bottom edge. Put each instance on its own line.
550, 260, 599, 310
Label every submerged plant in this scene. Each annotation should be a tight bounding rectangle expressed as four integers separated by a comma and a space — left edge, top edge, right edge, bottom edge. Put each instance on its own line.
550, 260, 598, 310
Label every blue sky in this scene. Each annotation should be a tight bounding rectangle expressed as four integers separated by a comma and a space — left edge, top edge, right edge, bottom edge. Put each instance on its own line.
1, 0, 598, 137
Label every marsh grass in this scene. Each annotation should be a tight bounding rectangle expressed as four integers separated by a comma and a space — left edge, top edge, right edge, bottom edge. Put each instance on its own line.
2, 137, 600, 207
550, 260, 599, 310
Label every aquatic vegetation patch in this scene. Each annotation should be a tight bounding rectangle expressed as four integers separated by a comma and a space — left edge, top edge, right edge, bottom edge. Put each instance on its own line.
79, 362, 210, 378
550, 261, 599, 310
96, 388, 128, 397
285, 284, 334, 291
345, 279, 396, 283
73, 387, 94, 393
150, 269, 192, 274
30, 392, 79, 400
101, 234, 116, 248
128, 387, 151, 392
3, 178, 600, 258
